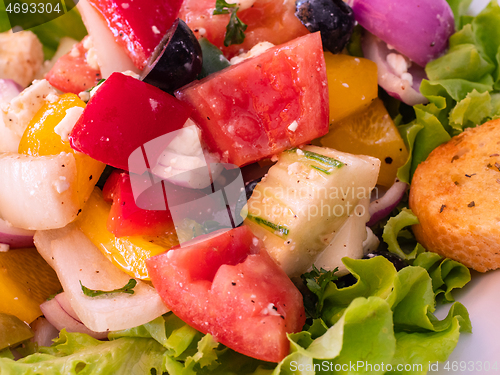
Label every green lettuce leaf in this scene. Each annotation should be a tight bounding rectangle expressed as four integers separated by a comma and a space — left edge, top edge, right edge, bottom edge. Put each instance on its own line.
321, 256, 397, 326
413, 252, 471, 302
398, 1, 500, 181
0, 329, 166, 375
382, 208, 425, 260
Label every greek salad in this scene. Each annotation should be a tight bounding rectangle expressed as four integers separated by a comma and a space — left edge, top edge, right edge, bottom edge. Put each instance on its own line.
0, 0, 499, 374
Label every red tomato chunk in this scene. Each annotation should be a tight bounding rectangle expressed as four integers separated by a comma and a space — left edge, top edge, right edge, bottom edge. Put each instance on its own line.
46, 37, 102, 94
69, 72, 191, 171
175, 32, 329, 167
179, 0, 308, 59
146, 226, 306, 363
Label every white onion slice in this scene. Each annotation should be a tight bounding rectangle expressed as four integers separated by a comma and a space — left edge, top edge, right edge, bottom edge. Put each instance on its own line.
54, 292, 81, 322
77, 0, 139, 78
34, 224, 169, 332
367, 179, 408, 227
30, 317, 60, 347
0, 153, 79, 230
0, 79, 23, 152
0, 218, 34, 248
40, 298, 108, 340
362, 32, 428, 106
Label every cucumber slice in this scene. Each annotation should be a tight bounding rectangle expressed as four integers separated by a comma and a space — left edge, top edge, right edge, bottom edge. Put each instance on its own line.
244, 145, 380, 277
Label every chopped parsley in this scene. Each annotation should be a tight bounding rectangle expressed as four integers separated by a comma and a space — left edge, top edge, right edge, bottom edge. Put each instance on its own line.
213, 0, 248, 46
80, 279, 137, 297
301, 265, 338, 319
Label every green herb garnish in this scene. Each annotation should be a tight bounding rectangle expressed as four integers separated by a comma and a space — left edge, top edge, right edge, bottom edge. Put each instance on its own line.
310, 165, 331, 175
247, 214, 289, 238
301, 265, 338, 319
213, 0, 247, 46
80, 279, 137, 297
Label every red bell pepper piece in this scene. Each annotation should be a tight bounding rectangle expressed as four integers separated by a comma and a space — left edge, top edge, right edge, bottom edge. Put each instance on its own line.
69, 72, 191, 171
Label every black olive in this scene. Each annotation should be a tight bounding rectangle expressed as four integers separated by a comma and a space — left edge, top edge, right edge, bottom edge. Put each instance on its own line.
234, 177, 263, 225
363, 251, 408, 271
141, 19, 202, 93
295, 0, 355, 54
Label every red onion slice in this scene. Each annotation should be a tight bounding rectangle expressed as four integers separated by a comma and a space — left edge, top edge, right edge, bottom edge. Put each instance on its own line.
362, 32, 429, 106
40, 298, 108, 340
0, 218, 35, 249
0, 79, 23, 105
349, 0, 455, 67
367, 179, 408, 227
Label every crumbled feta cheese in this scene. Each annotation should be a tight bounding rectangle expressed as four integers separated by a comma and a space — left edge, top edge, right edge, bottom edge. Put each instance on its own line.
1, 79, 57, 137
54, 179, 70, 194
46, 93, 59, 103
230, 42, 274, 65
82, 36, 100, 70
78, 91, 90, 102
401, 72, 414, 86
198, 28, 206, 37
386, 53, 409, 77
0, 30, 44, 87
0, 244, 9, 252
151, 121, 222, 189
69, 44, 81, 58
296, 149, 304, 156
288, 162, 301, 175
54, 106, 84, 142
288, 120, 298, 132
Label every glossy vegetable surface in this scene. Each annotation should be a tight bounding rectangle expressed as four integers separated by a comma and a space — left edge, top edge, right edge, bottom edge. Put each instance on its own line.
295, 0, 355, 53
147, 226, 306, 363
350, 0, 455, 67
88, 0, 184, 70
141, 19, 202, 93
19, 93, 105, 207
176, 32, 329, 167
69, 73, 191, 171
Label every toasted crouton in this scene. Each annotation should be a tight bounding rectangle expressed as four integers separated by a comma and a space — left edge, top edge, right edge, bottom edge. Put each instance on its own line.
409, 119, 500, 272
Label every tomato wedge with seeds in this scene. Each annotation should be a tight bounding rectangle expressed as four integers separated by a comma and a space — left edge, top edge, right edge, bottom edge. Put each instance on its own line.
146, 226, 306, 363
175, 32, 329, 167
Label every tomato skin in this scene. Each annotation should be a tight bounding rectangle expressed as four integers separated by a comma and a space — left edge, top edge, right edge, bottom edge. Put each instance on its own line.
175, 32, 329, 167
102, 171, 176, 238
179, 0, 308, 58
88, 0, 183, 70
46, 38, 102, 94
146, 226, 306, 363
69, 72, 191, 171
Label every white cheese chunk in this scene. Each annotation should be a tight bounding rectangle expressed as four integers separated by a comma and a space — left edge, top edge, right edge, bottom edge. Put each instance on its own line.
1, 79, 58, 138
0, 30, 44, 87
54, 106, 84, 142
230, 42, 275, 65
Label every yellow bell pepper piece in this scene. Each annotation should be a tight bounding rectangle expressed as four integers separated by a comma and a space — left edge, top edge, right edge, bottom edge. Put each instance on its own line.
0, 248, 61, 323
325, 53, 378, 124
319, 98, 408, 187
18, 93, 105, 207
76, 188, 178, 280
